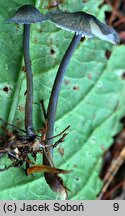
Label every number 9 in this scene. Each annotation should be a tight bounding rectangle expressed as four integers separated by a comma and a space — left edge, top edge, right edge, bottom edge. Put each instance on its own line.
113, 203, 119, 211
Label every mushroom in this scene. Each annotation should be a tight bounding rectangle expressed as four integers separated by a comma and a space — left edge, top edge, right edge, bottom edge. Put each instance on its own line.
45, 9, 120, 151
47, 10, 119, 45
43, 9, 119, 198
8, 5, 47, 136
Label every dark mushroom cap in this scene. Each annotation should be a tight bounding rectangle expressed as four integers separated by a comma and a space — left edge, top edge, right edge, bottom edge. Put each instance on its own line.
8, 5, 47, 24
47, 10, 119, 45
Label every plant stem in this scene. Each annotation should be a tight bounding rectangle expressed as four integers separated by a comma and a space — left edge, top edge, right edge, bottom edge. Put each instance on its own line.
23, 24, 34, 137
45, 33, 82, 156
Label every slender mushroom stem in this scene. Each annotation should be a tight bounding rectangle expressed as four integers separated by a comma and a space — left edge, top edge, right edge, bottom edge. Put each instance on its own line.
45, 33, 82, 156
23, 24, 34, 137
43, 34, 82, 196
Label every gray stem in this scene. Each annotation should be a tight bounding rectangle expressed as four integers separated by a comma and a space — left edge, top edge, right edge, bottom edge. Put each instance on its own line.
23, 24, 34, 136
45, 33, 82, 157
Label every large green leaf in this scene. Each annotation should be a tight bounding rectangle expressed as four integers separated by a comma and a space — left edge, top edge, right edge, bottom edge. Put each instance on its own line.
0, 0, 125, 200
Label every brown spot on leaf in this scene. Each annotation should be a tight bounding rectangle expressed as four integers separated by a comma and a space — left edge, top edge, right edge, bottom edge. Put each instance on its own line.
24, 90, 27, 96
37, 29, 42, 33
3, 86, 11, 93
105, 50, 111, 59
80, 37, 85, 42
34, 37, 38, 43
75, 177, 80, 181
73, 86, 79, 91
50, 49, 55, 55
22, 66, 26, 72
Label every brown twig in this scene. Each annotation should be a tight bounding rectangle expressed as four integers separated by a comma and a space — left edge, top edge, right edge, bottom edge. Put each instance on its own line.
98, 146, 125, 199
